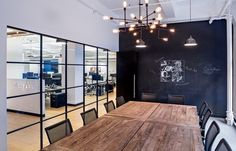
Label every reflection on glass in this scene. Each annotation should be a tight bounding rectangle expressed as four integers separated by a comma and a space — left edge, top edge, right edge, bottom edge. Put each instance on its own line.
98, 49, 107, 65
108, 52, 117, 102
42, 36, 66, 120
85, 46, 97, 65
98, 65, 107, 101
42, 36, 65, 64
7, 28, 40, 63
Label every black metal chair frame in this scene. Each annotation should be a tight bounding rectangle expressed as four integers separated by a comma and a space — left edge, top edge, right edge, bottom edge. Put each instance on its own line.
200, 108, 212, 129
215, 138, 232, 151
45, 119, 73, 144
198, 101, 207, 117
80, 108, 98, 125
116, 96, 126, 107
104, 100, 115, 113
204, 121, 220, 151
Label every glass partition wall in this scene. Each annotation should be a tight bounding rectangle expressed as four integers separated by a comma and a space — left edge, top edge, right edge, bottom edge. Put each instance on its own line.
6, 27, 117, 150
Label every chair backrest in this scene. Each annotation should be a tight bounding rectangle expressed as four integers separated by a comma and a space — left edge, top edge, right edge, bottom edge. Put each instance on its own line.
168, 95, 184, 105
141, 93, 156, 101
116, 96, 126, 107
201, 108, 212, 129
80, 108, 98, 125
215, 138, 232, 151
205, 121, 220, 151
198, 101, 207, 117
45, 119, 73, 144
104, 100, 115, 113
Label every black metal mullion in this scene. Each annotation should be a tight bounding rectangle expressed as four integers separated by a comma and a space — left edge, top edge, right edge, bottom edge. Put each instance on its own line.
39, 35, 43, 150
96, 48, 99, 113
65, 41, 68, 120
106, 50, 109, 103
83, 44, 85, 125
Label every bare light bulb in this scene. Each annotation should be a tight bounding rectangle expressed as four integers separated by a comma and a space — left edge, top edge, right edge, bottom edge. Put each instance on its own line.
103, 16, 110, 20
129, 27, 134, 31
155, 7, 162, 13
133, 32, 137, 36
150, 30, 154, 33
119, 22, 125, 26
160, 24, 167, 28
123, 1, 127, 8
163, 38, 168, 42
130, 13, 136, 19
154, 21, 159, 25
150, 24, 156, 29
170, 28, 175, 33
136, 39, 140, 43
112, 29, 120, 33
156, 14, 163, 21
145, 0, 149, 4
130, 24, 135, 28
140, 16, 143, 20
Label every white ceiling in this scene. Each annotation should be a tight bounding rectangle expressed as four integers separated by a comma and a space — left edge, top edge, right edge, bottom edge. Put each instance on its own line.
98, 0, 236, 24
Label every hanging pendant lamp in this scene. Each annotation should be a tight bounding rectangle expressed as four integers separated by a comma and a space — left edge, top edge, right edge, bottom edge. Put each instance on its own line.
184, 0, 198, 47
135, 27, 147, 48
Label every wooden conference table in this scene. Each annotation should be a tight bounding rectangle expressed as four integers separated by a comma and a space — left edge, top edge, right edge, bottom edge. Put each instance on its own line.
42, 101, 204, 151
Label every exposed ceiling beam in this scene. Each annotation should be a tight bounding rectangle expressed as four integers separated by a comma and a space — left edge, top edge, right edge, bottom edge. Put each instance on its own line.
111, 0, 186, 12
159, 0, 175, 18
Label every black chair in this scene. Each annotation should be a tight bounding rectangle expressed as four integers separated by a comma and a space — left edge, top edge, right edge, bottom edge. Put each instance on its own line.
204, 121, 220, 151
80, 108, 98, 125
45, 119, 73, 144
198, 101, 207, 117
167, 95, 184, 105
215, 138, 232, 151
116, 96, 126, 107
141, 93, 156, 101
104, 100, 115, 113
200, 108, 212, 136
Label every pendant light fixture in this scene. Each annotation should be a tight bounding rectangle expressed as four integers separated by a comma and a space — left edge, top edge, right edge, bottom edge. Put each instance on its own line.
184, 0, 198, 47
135, 27, 147, 48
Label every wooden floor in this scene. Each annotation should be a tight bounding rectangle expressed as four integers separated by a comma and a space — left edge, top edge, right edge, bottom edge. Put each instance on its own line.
7, 88, 116, 151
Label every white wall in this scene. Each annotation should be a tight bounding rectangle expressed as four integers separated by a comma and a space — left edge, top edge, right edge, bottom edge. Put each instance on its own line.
233, 20, 236, 115
6, 0, 119, 51
0, 0, 7, 150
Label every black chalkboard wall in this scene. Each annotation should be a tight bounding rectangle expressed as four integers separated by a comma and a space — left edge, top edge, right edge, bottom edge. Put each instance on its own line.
118, 20, 227, 117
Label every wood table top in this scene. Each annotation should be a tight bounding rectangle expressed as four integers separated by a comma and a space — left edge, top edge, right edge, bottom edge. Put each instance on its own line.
107, 101, 159, 121
147, 103, 199, 128
42, 101, 204, 151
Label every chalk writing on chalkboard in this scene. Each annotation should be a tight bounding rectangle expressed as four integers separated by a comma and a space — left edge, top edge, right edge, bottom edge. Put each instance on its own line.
202, 64, 221, 75
149, 69, 157, 75
185, 66, 198, 73
155, 57, 165, 64
175, 82, 190, 86
160, 60, 185, 83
